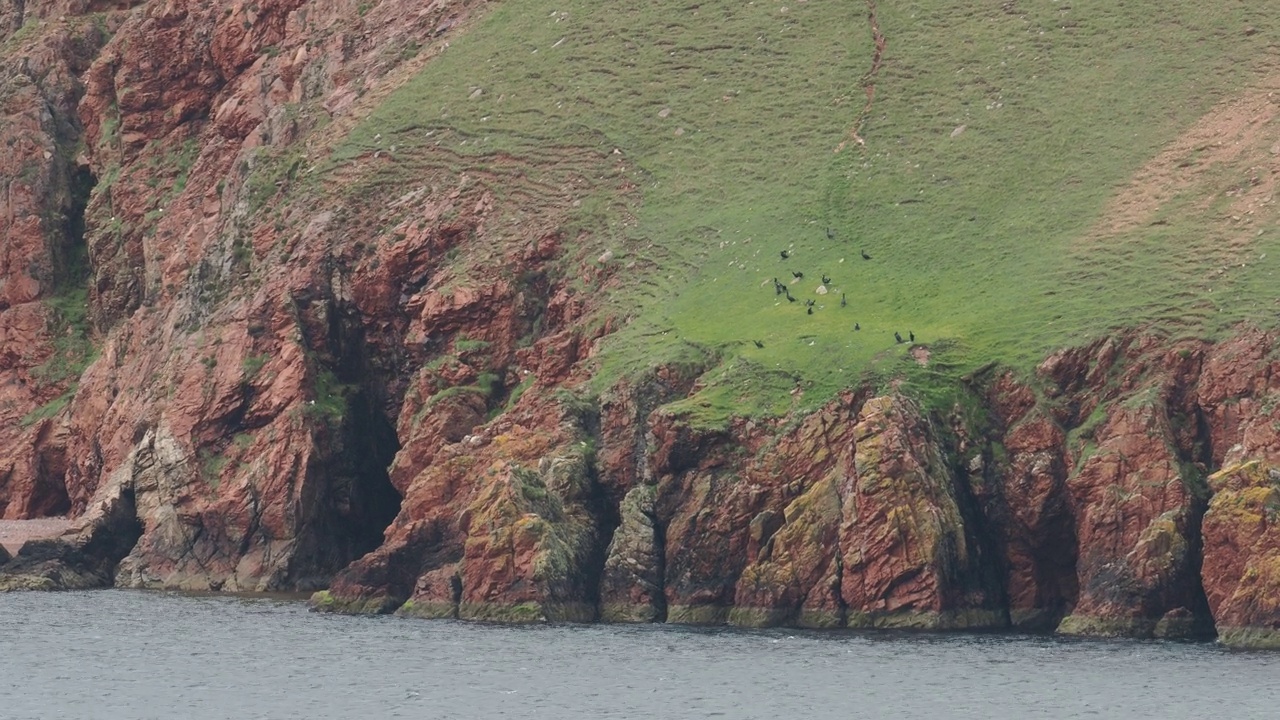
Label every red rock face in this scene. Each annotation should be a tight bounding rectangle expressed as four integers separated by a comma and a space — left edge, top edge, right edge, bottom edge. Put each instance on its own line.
1, 0, 501, 589
1057, 399, 1205, 637
836, 395, 1003, 629
651, 392, 1002, 629
1201, 461, 1280, 648
978, 374, 1077, 630
978, 336, 1280, 641
0, 13, 107, 520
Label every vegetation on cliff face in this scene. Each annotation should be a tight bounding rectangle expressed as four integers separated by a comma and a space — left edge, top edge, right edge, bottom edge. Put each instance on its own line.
325, 0, 1279, 425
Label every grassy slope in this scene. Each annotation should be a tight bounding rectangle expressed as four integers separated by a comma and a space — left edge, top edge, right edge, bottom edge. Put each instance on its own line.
326, 0, 1280, 425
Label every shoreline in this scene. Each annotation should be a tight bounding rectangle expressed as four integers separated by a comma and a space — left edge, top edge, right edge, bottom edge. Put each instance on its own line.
0, 518, 74, 556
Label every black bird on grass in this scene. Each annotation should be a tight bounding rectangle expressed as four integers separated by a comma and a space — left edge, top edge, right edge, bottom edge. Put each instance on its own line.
753, 340, 765, 349
773, 278, 785, 295
826, 227, 835, 240
792, 271, 804, 280
861, 250, 872, 260
805, 299, 816, 307
786, 291, 797, 302
894, 332, 904, 344
807, 307, 814, 315
780, 250, 791, 260
840, 293, 847, 307
821, 274, 831, 285
909, 331, 915, 343
854, 322, 860, 331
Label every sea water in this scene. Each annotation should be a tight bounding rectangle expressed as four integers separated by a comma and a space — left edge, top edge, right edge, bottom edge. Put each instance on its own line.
1, 591, 1276, 719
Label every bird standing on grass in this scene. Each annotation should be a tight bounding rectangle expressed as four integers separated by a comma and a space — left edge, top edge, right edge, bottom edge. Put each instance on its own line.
780, 250, 790, 260
909, 331, 915, 343
826, 227, 835, 240
894, 332, 903, 344
854, 323, 860, 331
792, 271, 804, 280
861, 250, 872, 260
821, 274, 831, 285
840, 293, 847, 307
753, 340, 764, 349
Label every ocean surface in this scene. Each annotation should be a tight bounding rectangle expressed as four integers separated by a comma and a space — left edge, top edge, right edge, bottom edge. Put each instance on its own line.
1, 591, 1276, 719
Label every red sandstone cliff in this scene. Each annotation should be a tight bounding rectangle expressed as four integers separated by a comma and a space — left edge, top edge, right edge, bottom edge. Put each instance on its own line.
1, 1, 1279, 650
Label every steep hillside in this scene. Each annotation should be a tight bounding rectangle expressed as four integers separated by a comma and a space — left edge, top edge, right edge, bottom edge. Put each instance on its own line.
1, 0, 1279, 646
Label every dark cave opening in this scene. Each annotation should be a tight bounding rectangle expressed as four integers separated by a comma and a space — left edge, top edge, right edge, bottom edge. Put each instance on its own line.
22, 163, 98, 519
336, 387, 404, 557
288, 300, 405, 590
54, 163, 95, 289
289, 380, 404, 591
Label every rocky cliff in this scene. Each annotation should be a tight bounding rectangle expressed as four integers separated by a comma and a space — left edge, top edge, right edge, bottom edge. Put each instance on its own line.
321, 329, 1280, 646
1, 0, 1279, 649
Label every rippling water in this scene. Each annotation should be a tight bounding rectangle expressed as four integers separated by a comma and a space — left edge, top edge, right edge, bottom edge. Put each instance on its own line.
2, 591, 1277, 719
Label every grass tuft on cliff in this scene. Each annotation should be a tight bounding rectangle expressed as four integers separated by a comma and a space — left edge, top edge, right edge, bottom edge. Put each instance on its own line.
321, 0, 1280, 425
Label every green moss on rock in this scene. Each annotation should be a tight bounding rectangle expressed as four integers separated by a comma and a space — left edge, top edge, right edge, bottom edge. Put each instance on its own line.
600, 602, 661, 624
666, 604, 730, 626
396, 599, 459, 620
1217, 626, 1280, 650
309, 590, 403, 615
1057, 614, 1157, 638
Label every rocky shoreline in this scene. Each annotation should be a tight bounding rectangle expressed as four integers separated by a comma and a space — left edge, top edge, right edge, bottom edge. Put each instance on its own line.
0, 519, 73, 557
3, 330, 1280, 649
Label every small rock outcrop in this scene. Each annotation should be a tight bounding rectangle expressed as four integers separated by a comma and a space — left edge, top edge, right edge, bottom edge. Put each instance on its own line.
599, 484, 665, 623
1202, 461, 1280, 649
0, 476, 140, 592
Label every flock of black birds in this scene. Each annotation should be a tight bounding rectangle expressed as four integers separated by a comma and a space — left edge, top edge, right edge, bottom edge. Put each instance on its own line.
751, 228, 913, 350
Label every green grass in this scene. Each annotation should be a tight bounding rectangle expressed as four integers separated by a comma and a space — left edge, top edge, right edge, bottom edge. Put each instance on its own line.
304, 367, 354, 425
33, 287, 95, 387
318, 0, 1280, 425
20, 388, 75, 427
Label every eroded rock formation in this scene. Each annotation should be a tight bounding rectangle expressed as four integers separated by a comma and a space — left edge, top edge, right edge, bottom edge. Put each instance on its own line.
0, 0, 1279, 652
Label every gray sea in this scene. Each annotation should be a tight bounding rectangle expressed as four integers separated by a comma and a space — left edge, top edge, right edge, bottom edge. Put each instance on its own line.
1, 591, 1276, 719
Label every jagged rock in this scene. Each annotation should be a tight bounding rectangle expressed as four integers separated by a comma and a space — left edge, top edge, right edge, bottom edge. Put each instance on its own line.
0, 477, 141, 592
1202, 461, 1280, 648
600, 484, 664, 623
0, 15, 108, 521
1055, 397, 1209, 638
657, 392, 1002, 629
722, 398, 854, 628
328, 390, 612, 622
837, 395, 1004, 630
979, 373, 1077, 631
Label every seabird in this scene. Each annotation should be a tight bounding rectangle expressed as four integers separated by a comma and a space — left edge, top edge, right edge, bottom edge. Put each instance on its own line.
861, 250, 871, 260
